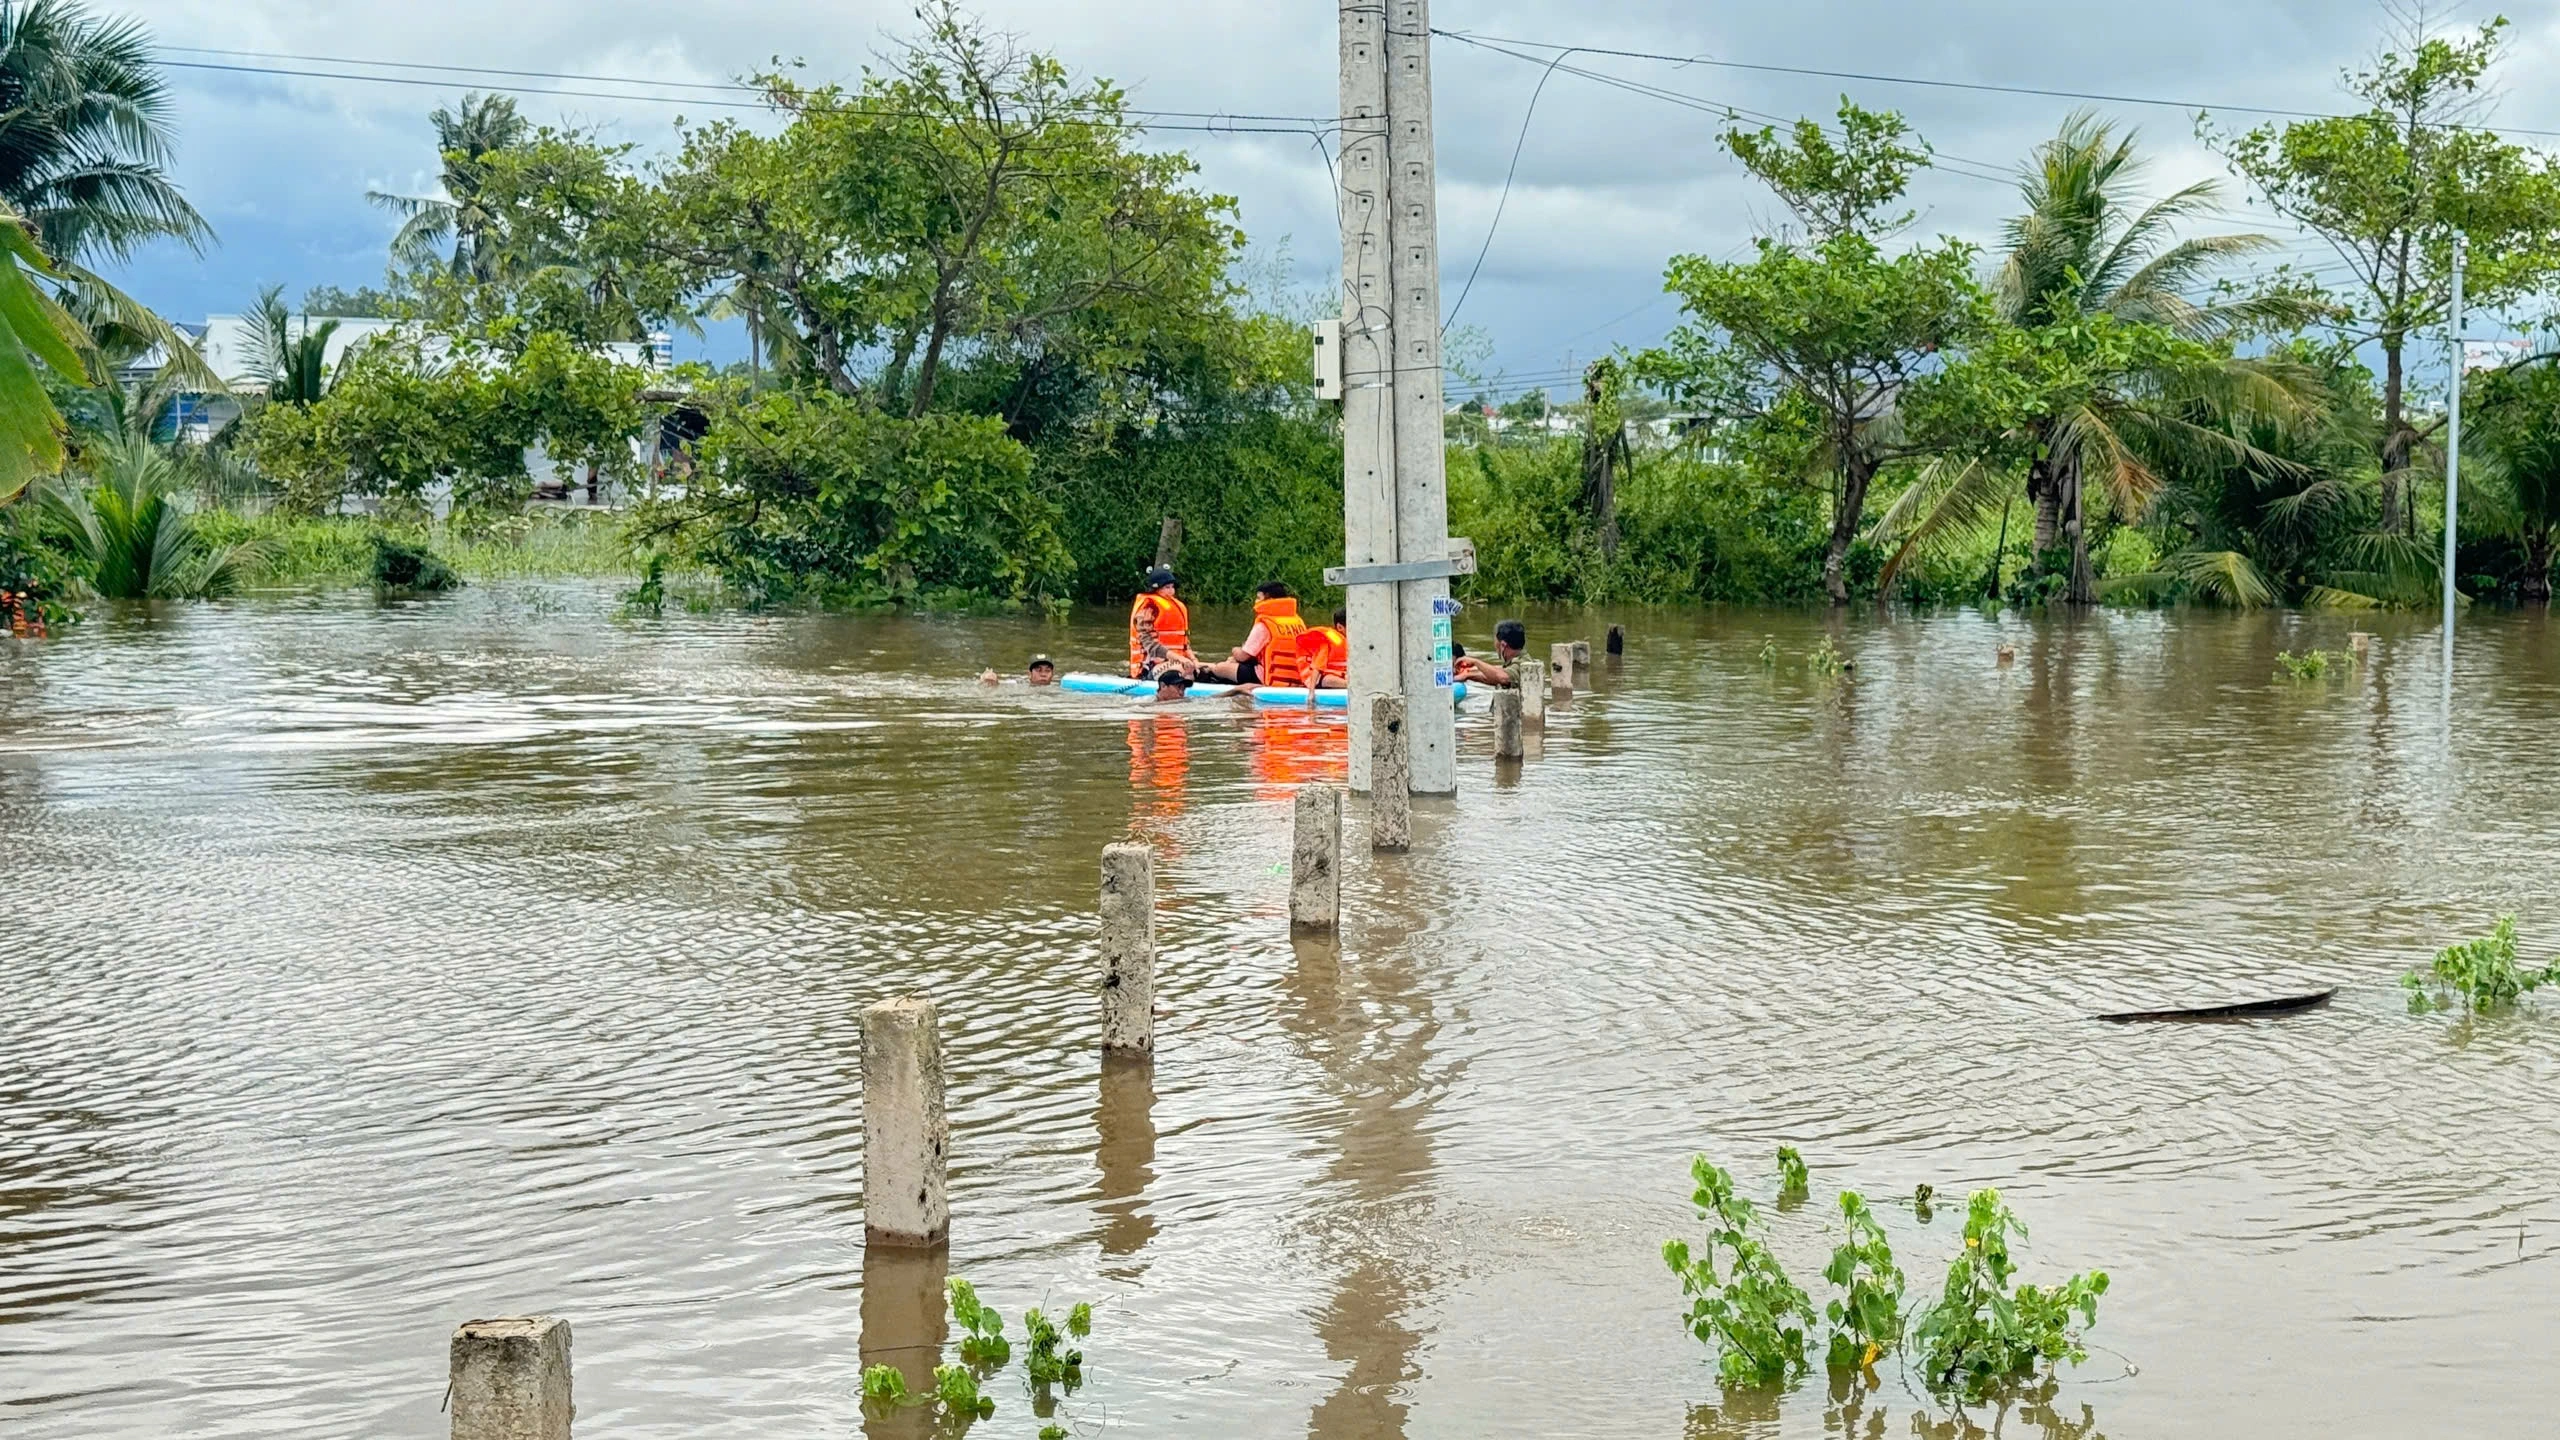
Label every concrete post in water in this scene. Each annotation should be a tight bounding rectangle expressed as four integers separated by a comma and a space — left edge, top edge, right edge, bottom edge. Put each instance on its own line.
1492, 689, 1524, 759
1550, 643, 1576, 702
1571, 640, 1593, 688
1518, 658, 1546, 725
450, 1316, 572, 1440
1100, 843, 1157, 1057
1606, 624, 1625, 657
862, 996, 948, 1248
1290, 785, 1343, 933
1369, 695, 1411, 852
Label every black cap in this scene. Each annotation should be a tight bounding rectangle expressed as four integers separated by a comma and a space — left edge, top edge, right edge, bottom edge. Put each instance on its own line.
1146, 567, 1177, 589
1027, 655, 1054, 669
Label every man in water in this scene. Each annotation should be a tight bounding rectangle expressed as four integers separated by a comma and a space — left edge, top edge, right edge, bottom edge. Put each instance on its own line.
980, 656, 1061, 685
1196, 580, 1309, 688
1454, 618, 1530, 688
1154, 672, 1193, 702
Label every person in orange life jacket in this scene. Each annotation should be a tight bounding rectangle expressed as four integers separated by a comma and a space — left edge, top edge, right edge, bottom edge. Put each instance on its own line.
1454, 618, 1529, 687
1127, 567, 1200, 679
1197, 580, 1310, 687
1298, 609, 1350, 689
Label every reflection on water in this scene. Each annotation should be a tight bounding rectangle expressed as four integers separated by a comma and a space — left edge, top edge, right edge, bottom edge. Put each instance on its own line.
6, 588, 2560, 1438
858, 1245, 948, 1440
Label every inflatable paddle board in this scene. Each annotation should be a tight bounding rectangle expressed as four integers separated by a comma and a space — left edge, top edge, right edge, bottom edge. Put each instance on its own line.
1249, 683, 1469, 709
1062, 672, 1245, 699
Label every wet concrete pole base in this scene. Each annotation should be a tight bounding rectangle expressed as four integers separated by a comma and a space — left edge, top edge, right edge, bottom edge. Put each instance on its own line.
1369, 695, 1411, 852
1606, 624, 1625, 657
861, 997, 949, 1248
1492, 690, 1524, 759
1518, 658, 1546, 727
1290, 785, 1343, 933
1099, 843, 1157, 1057
1549, 644, 1576, 704
449, 1316, 573, 1440
1571, 640, 1593, 689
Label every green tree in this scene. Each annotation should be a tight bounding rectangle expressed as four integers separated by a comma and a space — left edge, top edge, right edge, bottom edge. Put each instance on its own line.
240, 284, 340, 408
1639, 102, 1985, 604
2476, 357, 2560, 603
39, 427, 260, 598
2210, 11, 2560, 533
0, 0, 209, 264
368, 93, 532, 282
1877, 113, 2320, 603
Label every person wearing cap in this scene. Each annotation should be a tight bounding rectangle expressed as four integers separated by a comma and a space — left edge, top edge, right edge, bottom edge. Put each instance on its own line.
1454, 618, 1529, 687
1127, 567, 1199, 680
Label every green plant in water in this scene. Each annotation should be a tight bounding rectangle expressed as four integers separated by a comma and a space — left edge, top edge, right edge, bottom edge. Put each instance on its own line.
2273, 648, 2340, 681
41, 434, 265, 599
1807, 636, 1846, 676
1022, 1305, 1086, 1387
1913, 1183, 1936, 1223
621, 551, 667, 615
860, 1363, 909, 1404
1822, 1191, 1906, 1374
371, 535, 461, 593
1039, 1427, 1067, 1440
932, 1363, 994, 1419
2403, 916, 2560, 1013
1664, 1157, 1817, 1384
947, 1277, 1011, 1367
1777, 1146, 1810, 1205
1908, 1189, 2108, 1403
1757, 636, 1780, 669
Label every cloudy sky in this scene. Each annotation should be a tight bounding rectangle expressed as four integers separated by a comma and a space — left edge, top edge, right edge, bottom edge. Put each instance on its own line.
113, 1, 2560, 388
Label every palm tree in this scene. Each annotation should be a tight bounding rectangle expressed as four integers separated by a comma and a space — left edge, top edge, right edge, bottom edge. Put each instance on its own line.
367, 93, 529, 281
0, 0, 209, 264
40, 427, 262, 598
239, 283, 339, 406
1874, 112, 2318, 603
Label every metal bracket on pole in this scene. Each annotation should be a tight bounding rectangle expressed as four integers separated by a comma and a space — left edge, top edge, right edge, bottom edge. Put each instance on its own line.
1325, 537, 1475, 589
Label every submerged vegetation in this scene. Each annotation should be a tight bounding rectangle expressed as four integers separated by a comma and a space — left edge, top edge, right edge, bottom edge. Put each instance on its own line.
1668, 1149, 2110, 1407
862, 1277, 1099, 1431
2404, 916, 2560, 1013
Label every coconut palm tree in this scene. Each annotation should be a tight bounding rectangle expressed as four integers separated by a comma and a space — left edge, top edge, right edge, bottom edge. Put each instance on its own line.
367, 93, 529, 281
239, 283, 340, 407
1873, 112, 2320, 603
0, 0, 209, 264
40, 427, 262, 598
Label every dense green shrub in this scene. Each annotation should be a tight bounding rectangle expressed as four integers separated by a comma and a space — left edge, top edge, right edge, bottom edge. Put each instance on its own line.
1047, 409, 1343, 606
370, 535, 461, 592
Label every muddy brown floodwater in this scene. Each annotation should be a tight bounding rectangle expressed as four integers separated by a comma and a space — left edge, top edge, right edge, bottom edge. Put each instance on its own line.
5, 584, 2558, 1439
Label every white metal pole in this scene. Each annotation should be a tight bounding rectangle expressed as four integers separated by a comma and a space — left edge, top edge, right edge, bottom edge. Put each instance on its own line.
2443, 233, 2466, 677
1338, 0, 1399, 791
1383, 0, 1457, 794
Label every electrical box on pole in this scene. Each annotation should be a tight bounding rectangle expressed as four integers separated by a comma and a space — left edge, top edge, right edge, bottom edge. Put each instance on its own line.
1312, 318, 1343, 402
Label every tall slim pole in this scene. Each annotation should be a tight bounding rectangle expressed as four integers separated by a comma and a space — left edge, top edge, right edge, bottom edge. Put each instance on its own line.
2443, 233, 2467, 682
1337, 0, 1456, 795
1383, 0, 1456, 794
1338, 0, 1398, 792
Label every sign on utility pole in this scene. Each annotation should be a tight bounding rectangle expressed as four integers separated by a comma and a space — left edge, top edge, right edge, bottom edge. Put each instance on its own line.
1333, 0, 1458, 795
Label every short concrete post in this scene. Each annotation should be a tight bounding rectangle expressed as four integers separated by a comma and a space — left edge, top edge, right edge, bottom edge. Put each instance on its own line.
1290, 785, 1343, 932
1492, 689, 1524, 759
1100, 843, 1156, 1057
862, 996, 948, 1248
1606, 624, 1625, 657
1571, 640, 1593, 688
1518, 658, 1546, 725
450, 1316, 572, 1440
1369, 695, 1410, 852
1550, 643, 1576, 702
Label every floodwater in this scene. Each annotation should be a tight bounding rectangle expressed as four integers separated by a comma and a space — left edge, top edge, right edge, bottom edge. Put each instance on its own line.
5, 584, 2558, 1440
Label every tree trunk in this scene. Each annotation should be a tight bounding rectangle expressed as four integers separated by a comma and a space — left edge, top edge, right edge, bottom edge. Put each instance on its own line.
908, 306, 954, 419
2380, 337, 2408, 534
2060, 449, 2095, 605
1582, 362, 1621, 558
2026, 423, 2060, 571
1823, 453, 1880, 606
2527, 531, 2554, 606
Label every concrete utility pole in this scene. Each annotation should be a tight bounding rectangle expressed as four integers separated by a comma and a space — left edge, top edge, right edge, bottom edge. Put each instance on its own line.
1335, 0, 1458, 794
2443, 232, 2467, 680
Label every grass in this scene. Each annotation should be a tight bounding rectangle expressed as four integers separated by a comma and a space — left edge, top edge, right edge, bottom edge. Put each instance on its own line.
190, 508, 641, 587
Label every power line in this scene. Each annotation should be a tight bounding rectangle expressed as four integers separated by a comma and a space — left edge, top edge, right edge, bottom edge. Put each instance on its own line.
153, 53, 1337, 134
1443, 46, 1577, 334
1433, 28, 2560, 143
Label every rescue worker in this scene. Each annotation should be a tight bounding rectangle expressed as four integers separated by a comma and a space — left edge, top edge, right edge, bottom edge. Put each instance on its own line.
1127, 568, 1198, 679
1198, 581, 1308, 687
1454, 618, 1530, 687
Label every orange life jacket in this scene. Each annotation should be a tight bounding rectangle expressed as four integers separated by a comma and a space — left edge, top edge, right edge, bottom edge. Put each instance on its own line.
1127, 591, 1191, 677
1300, 625, 1348, 682
1253, 597, 1309, 687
